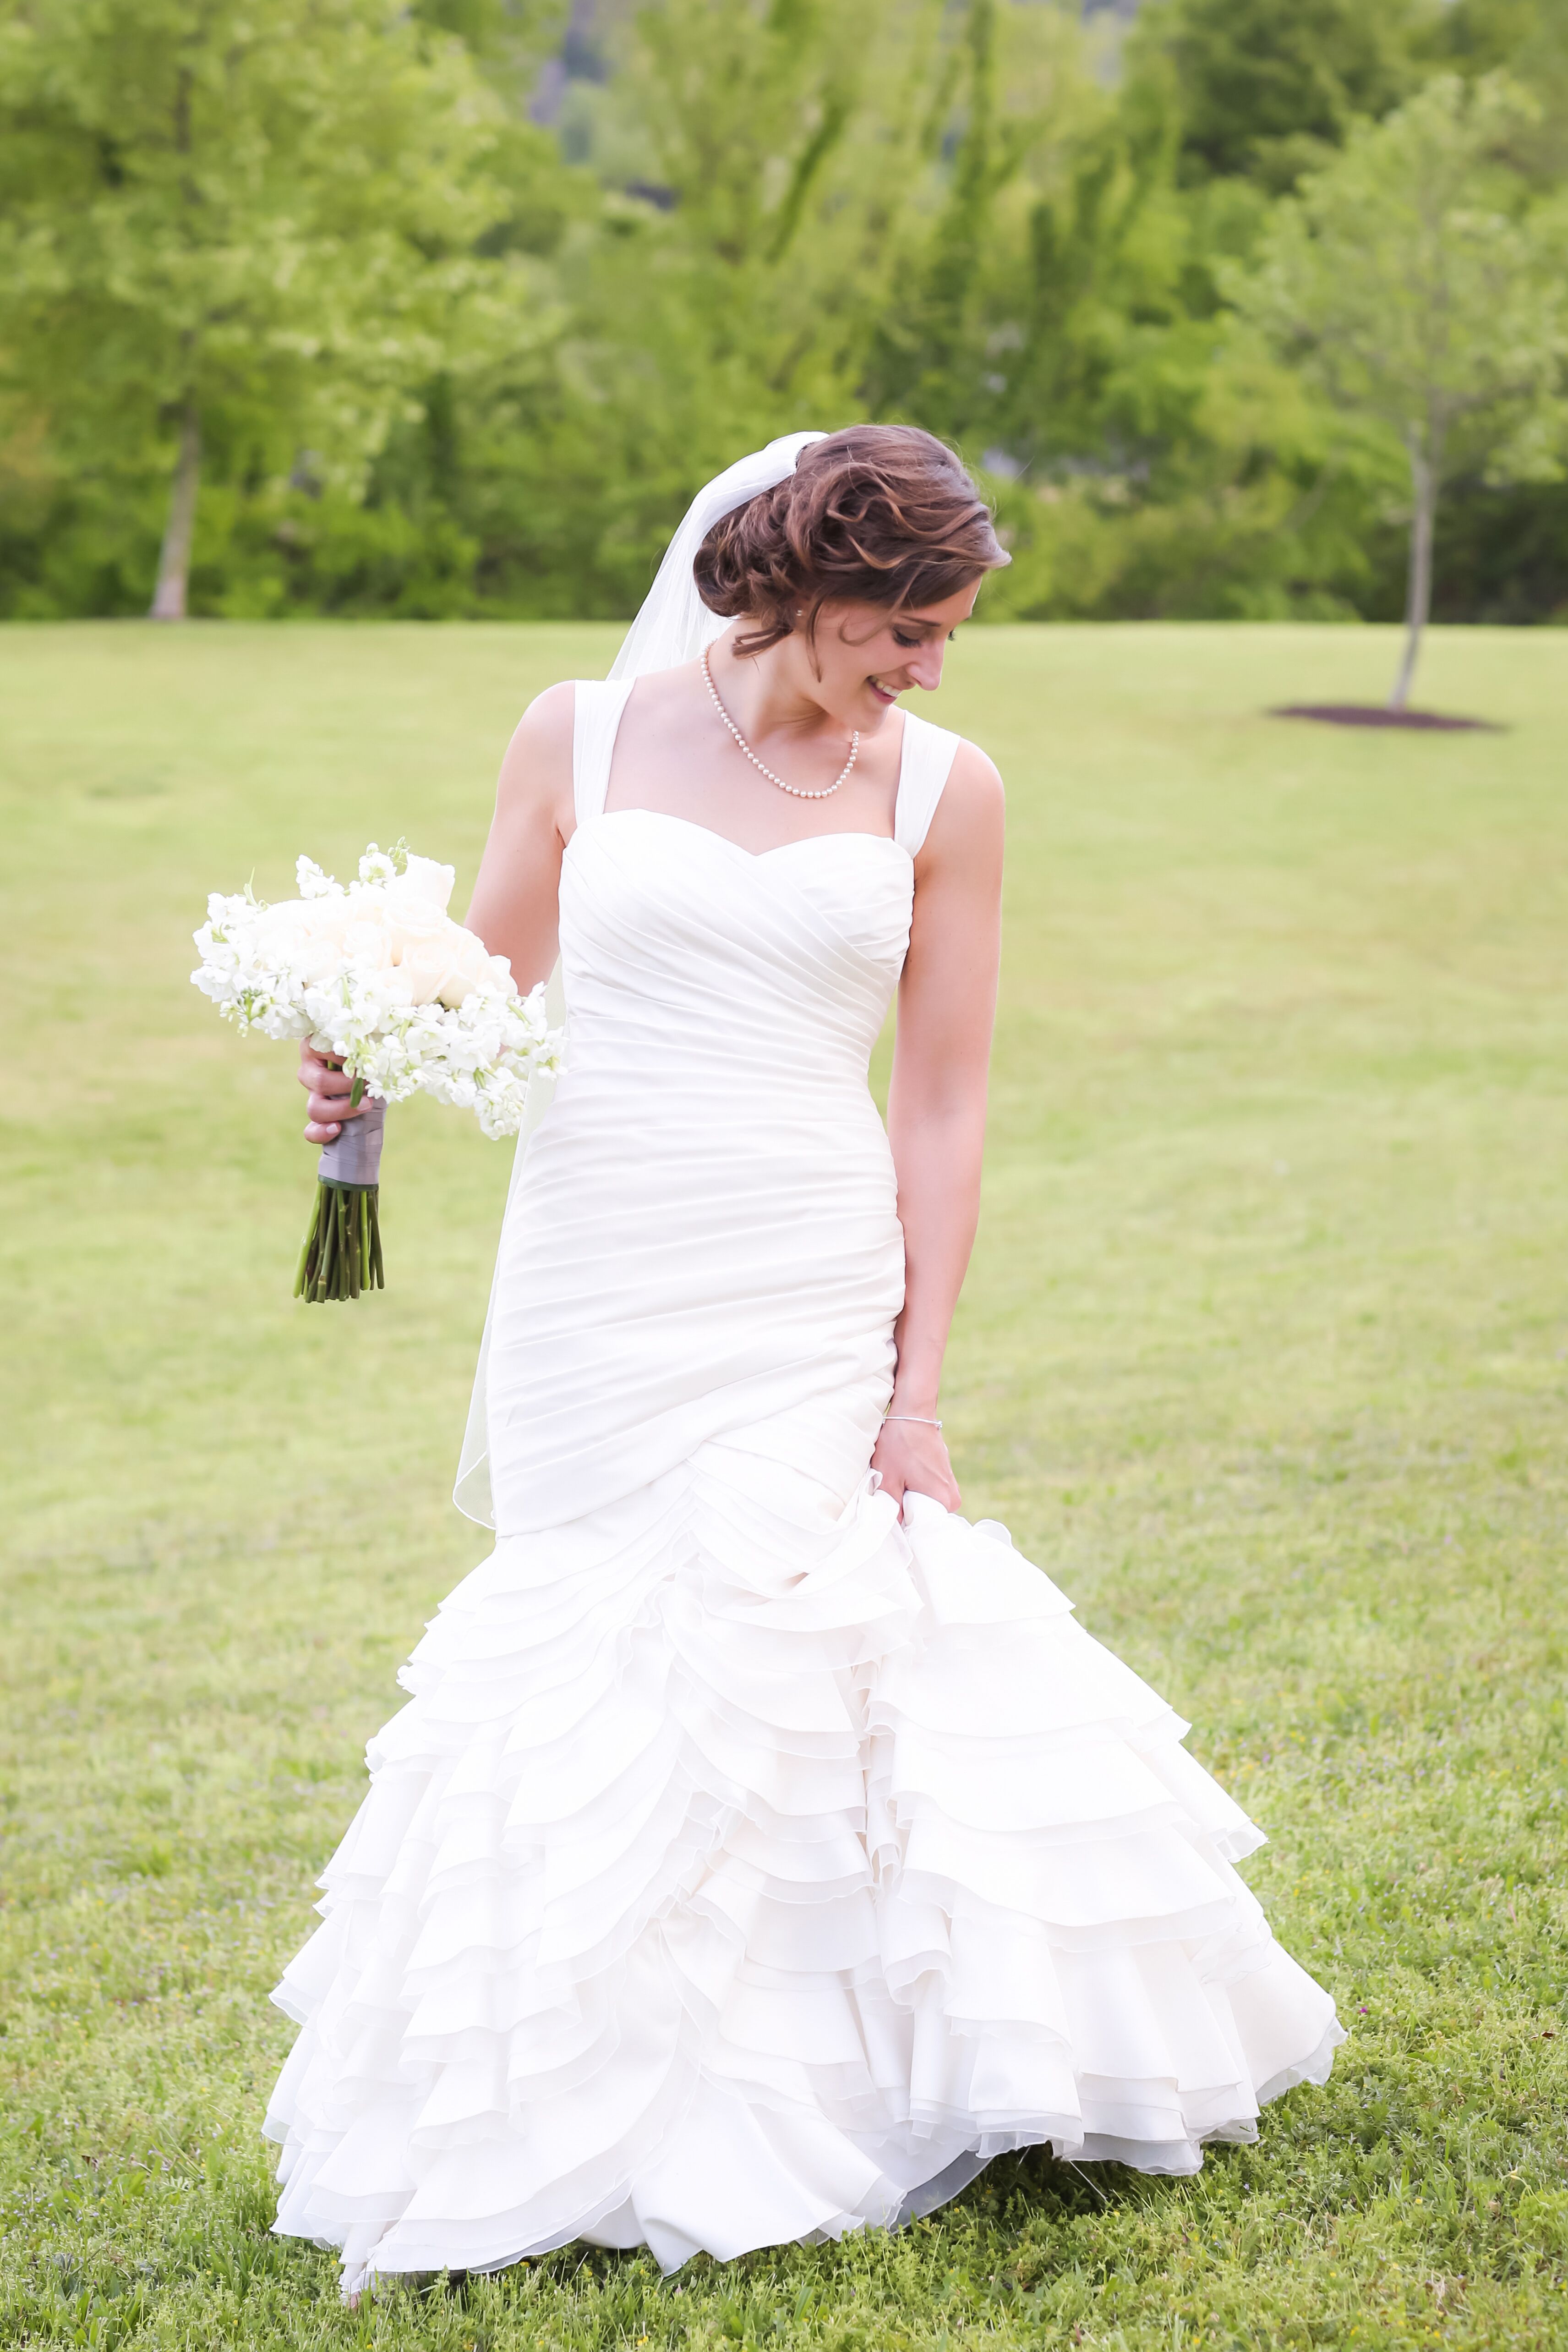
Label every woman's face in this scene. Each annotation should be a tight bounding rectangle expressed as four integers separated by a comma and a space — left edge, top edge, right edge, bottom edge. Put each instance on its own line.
787, 580, 983, 732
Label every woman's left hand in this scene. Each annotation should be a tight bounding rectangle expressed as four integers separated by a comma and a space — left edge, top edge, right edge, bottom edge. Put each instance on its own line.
872, 1416, 961, 1520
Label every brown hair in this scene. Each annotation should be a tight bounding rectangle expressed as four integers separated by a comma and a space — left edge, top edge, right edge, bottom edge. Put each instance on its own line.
693, 424, 1008, 657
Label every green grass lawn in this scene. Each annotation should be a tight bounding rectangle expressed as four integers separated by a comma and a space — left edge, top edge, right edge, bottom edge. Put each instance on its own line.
2, 619, 1566, 2351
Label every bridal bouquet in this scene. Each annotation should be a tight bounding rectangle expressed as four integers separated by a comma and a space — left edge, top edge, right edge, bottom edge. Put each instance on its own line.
191, 842, 562, 1302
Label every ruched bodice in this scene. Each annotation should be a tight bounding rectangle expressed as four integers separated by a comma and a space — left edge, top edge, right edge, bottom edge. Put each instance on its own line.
564, 814, 915, 1049
266, 680, 1342, 2295
484, 703, 953, 1535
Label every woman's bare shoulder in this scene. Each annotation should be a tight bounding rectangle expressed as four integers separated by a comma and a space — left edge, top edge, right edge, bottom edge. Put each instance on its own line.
497, 678, 577, 817
509, 677, 578, 757
923, 733, 1004, 864
945, 732, 1004, 803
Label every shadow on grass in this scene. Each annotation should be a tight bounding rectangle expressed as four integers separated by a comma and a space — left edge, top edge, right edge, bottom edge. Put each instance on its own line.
1270, 701, 1506, 731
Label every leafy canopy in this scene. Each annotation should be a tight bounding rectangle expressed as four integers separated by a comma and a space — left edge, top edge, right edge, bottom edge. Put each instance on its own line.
1124, 0, 1424, 189
1235, 71, 1568, 484
0, 0, 530, 487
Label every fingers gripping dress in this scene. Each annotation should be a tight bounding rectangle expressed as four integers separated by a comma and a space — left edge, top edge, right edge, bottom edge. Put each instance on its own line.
265, 683, 1343, 2292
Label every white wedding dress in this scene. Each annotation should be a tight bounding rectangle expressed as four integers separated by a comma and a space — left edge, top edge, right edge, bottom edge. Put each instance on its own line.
264, 680, 1343, 2293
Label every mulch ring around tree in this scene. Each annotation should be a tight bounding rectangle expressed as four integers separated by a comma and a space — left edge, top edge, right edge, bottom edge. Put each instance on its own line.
1271, 703, 1505, 732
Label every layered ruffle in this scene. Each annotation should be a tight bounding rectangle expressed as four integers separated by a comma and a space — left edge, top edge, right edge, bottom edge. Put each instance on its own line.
265, 1436, 1342, 2291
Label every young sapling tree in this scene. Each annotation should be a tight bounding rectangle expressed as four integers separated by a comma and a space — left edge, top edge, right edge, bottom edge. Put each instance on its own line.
1235, 73, 1567, 708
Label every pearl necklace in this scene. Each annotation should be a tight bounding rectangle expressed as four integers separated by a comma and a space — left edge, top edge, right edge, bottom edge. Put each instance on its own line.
701, 646, 859, 800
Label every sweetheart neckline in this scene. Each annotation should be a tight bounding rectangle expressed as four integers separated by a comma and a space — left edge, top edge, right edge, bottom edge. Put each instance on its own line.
572, 807, 912, 866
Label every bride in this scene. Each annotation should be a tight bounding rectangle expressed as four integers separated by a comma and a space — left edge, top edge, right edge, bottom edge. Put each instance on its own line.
265, 427, 1342, 2295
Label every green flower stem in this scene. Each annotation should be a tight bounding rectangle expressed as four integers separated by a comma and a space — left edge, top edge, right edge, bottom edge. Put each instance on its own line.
294, 1179, 385, 1305
292, 1212, 315, 1298
341, 1195, 357, 1307
319, 1187, 337, 1298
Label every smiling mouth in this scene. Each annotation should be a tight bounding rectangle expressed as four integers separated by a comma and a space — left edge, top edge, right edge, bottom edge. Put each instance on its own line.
868, 679, 900, 704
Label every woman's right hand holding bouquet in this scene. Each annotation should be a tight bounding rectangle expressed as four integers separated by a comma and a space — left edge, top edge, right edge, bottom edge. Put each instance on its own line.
299, 1039, 366, 1144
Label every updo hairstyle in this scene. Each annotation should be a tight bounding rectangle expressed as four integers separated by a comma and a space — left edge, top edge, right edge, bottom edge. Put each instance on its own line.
693, 425, 1008, 658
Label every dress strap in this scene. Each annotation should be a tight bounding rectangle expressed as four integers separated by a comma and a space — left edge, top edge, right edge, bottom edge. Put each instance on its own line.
572, 677, 637, 831
893, 710, 963, 858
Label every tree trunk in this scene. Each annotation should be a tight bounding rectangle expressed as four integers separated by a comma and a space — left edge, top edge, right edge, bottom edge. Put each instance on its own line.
150, 402, 202, 621
1389, 437, 1437, 712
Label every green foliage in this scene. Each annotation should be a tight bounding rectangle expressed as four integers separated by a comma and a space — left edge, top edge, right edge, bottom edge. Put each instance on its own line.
5, 619, 1568, 2344
937, 118, 1393, 621
1234, 71, 1568, 695
2, 0, 1568, 621
324, 0, 1087, 621
1124, 0, 1423, 191
0, 0, 549, 610
1238, 73, 1568, 481
861, 0, 1087, 442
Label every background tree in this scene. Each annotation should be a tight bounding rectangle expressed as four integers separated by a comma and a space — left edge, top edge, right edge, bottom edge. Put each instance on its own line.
860, 0, 1084, 441
1234, 71, 1568, 705
0, 0, 528, 617
1125, 0, 1422, 190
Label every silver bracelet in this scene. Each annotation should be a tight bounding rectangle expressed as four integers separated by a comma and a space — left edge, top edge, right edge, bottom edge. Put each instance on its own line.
882, 1413, 943, 1429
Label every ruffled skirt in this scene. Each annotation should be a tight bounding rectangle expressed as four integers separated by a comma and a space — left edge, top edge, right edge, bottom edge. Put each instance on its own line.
264, 1419, 1343, 2291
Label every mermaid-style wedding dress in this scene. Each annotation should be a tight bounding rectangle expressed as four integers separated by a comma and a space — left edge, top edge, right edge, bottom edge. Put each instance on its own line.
265, 683, 1343, 2292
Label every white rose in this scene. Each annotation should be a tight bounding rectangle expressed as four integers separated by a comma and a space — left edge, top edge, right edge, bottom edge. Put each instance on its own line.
452, 932, 514, 1005
339, 911, 399, 972
398, 919, 495, 1008
383, 895, 445, 950
426, 923, 497, 1010
385, 856, 456, 917
255, 896, 353, 984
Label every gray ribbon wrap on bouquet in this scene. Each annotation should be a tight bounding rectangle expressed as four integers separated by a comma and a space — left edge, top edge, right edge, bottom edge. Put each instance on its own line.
317, 1094, 386, 1187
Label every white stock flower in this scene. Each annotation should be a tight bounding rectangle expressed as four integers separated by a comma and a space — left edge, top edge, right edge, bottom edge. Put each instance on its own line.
295, 856, 343, 900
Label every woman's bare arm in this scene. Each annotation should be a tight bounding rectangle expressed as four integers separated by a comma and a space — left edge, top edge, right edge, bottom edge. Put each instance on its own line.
298, 683, 577, 1142
462, 679, 577, 985
872, 740, 1005, 1514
